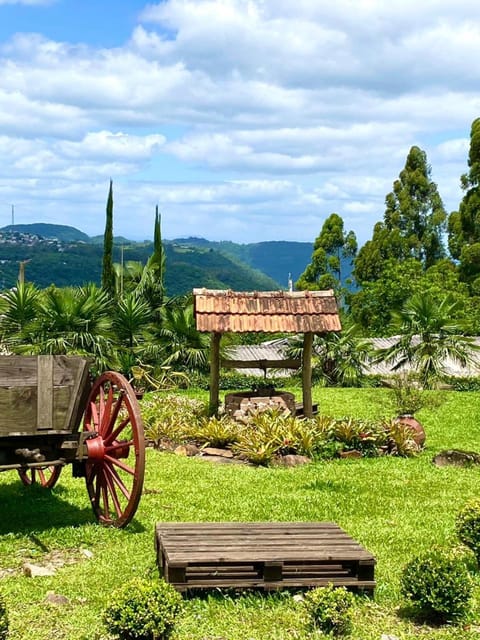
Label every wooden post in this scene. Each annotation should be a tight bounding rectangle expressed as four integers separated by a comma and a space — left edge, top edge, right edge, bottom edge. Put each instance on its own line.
209, 332, 222, 416
302, 332, 314, 418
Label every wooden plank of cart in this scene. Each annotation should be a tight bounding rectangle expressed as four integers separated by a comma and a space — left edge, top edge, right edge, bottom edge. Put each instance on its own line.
155, 522, 376, 592
0, 355, 145, 528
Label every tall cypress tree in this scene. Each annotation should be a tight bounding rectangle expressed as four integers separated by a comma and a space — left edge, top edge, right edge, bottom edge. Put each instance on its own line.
102, 180, 116, 297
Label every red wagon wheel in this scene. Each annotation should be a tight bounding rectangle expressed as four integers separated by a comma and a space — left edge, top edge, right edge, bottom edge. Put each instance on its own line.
17, 466, 62, 489
83, 371, 145, 528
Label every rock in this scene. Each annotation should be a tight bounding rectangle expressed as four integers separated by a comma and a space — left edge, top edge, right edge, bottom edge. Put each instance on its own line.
339, 449, 362, 459
381, 635, 399, 640
45, 591, 70, 606
433, 449, 480, 467
202, 447, 234, 458
273, 454, 311, 467
80, 549, 93, 559
174, 444, 200, 457
23, 563, 56, 577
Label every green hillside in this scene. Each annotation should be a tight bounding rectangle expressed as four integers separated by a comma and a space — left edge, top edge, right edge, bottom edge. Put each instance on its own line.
0, 223, 90, 242
0, 232, 279, 294
173, 237, 313, 285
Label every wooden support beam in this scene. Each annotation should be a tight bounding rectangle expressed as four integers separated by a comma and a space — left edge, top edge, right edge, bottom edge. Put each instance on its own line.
302, 332, 314, 418
209, 332, 222, 416
37, 355, 54, 429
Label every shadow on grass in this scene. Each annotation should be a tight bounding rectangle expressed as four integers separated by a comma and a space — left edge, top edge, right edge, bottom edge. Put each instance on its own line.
396, 603, 463, 629
0, 480, 95, 534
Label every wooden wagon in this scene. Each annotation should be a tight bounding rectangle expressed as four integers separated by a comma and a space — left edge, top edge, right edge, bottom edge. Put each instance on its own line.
0, 355, 145, 528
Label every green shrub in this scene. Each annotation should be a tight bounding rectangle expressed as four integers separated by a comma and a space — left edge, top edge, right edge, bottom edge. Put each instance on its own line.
303, 584, 355, 636
103, 577, 183, 640
401, 548, 473, 622
142, 394, 206, 447
0, 594, 8, 640
457, 499, 480, 561
191, 415, 239, 448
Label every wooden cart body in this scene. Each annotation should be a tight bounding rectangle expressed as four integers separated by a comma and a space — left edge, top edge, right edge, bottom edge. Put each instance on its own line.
0, 355, 145, 527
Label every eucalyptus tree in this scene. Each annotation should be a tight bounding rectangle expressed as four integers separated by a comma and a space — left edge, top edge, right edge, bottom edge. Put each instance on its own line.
296, 213, 357, 291
355, 146, 446, 285
448, 118, 480, 292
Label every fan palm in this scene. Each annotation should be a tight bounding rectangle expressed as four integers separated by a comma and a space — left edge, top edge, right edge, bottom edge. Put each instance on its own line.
20, 285, 114, 370
374, 293, 479, 387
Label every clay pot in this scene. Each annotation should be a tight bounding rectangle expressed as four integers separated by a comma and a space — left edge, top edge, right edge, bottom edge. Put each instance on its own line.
395, 414, 426, 447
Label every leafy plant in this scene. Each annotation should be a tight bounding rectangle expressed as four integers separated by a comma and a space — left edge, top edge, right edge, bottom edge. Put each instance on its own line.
401, 548, 473, 622
388, 373, 425, 415
192, 415, 239, 448
103, 577, 183, 640
456, 499, 480, 561
303, 584, 355, 636
0, 593, 8, 640
142, 394, 206, 447
383, 418, 420, 457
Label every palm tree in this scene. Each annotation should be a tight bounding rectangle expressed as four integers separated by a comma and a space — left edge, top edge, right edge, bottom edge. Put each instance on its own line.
151, 297, 210, 373
20, 285, 114, 371
374, 293, 479, 387
0, 283, 40, 349
287, 324, 372, 386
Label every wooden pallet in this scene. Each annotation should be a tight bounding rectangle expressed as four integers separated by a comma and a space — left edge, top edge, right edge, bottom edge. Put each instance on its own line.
155, 522, 375, 592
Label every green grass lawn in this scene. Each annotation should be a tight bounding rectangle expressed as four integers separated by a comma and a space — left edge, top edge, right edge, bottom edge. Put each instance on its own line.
1, 387, 480, 639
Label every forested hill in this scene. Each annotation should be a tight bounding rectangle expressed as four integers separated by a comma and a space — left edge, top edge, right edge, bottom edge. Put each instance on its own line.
173, 237, 314, 286
0, 225, 281, 294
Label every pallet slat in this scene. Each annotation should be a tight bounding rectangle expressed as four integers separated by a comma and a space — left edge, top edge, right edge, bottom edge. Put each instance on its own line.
156, 522, 375, 593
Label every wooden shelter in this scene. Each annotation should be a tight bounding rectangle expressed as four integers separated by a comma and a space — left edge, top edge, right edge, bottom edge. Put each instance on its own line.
193, 289, 341, 416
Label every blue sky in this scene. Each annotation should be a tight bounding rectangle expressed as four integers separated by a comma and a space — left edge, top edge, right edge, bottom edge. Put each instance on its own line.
0, 0, 480, 245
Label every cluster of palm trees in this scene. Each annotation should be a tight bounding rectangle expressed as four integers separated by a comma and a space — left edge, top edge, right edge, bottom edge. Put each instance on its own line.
0, 278, 211, 385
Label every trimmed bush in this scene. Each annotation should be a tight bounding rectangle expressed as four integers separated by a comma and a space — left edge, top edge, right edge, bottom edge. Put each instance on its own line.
0, 594, 8, 640
401, 548, 473, 622
457, 499, 480, 561
303, 584, 355, 636
103, 577, 183, 640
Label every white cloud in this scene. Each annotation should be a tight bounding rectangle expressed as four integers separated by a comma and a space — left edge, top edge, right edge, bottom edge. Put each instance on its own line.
0, 0, 478, 244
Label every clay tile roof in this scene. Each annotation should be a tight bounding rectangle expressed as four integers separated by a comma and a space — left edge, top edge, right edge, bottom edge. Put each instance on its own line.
193, 289, 341, 333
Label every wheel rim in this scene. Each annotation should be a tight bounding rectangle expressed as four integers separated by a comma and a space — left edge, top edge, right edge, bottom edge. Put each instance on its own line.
83, 371, 145, 528
18, 466, 62, 488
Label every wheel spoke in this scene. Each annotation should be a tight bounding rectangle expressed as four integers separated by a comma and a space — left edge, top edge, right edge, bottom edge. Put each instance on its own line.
103, 399, 128, 444
105, 454, 136, 476
104, 462, 131, 501
105, 439, 134, 453
103, 466, 125, 517
100, 386, 115, 436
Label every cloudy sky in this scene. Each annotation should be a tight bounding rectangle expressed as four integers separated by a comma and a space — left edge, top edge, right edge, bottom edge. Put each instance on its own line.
0, 0, 479, 245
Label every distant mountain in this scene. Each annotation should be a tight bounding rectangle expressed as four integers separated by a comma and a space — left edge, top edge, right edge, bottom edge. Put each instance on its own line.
1, 223, 89, 242
0, 223, 353, 293
0, 228, 279, 294
172, 238, 313, 286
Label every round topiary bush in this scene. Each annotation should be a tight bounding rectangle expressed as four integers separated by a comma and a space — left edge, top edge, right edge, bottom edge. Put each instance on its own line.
303, 584, 355, 636
401, 548, 473, 622
103, 577, 183, 640
0, 593, 8, 640
456, 499, 480, 562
